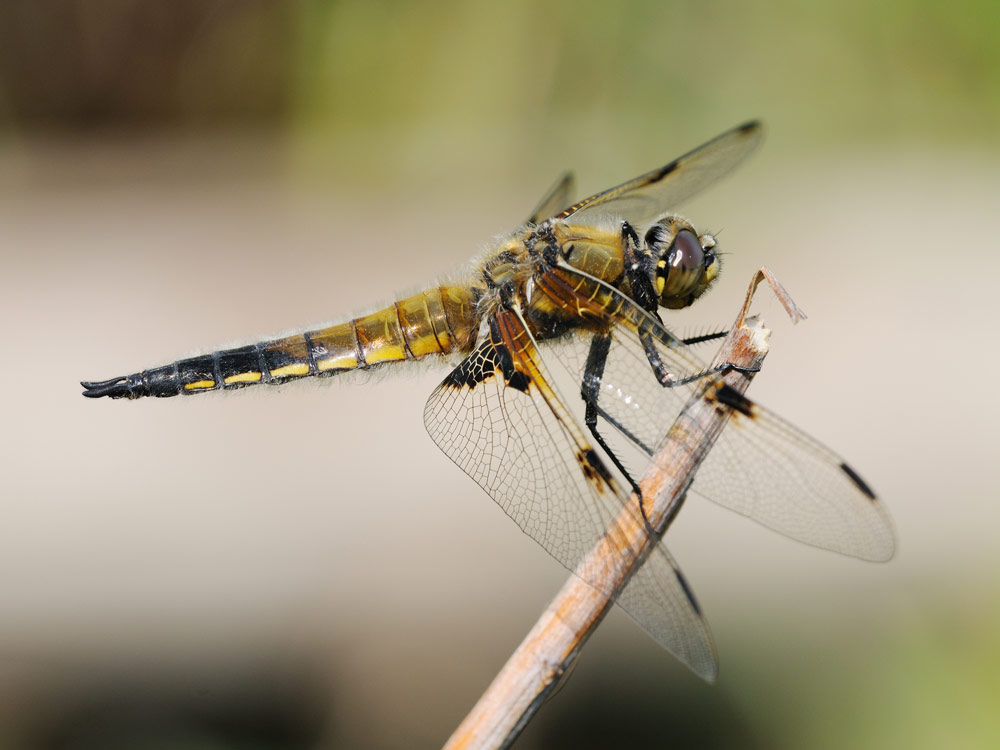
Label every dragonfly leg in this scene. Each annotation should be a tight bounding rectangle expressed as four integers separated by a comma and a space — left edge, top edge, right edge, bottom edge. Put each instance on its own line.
682, 329, 728, 346
621, 221, 664, 318
633, 323, 717, 388
582, 332, 657, 537
718, 361, 762, 375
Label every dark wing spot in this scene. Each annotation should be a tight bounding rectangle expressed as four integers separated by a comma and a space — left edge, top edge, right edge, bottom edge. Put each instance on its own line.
713, 383, 756, 418
652, 159, 680, 183
442, 342, 496, 389
492, 339, 531, 393
577, 449, 615, 493
441, 336, 531, 394
674, 568, 702, 616
506, 370, 531, 393
441, 359, 476, 389
585, 448, 615, 485
840, 463, 877, 500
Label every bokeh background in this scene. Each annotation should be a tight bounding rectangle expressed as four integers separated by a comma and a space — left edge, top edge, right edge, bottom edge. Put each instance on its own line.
2, 1, 998, 748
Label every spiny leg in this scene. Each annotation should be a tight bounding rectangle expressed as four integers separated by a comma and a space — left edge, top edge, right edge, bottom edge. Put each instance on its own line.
582, 332, 656, 537
682, 329, 765, 374
681, 330, 727, 346
633, 318, 721, 388
680, 330, 764, 374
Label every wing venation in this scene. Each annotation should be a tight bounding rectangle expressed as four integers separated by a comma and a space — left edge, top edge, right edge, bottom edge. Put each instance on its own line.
530, 260, 896, 562
423, 307, 717, 678
556, 121, 762, 228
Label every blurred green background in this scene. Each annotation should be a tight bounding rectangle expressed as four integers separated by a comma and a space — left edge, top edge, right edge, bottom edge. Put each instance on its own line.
2, 1, 998, 748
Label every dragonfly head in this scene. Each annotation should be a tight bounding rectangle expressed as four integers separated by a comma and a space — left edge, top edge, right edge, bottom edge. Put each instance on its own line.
646, 219, 719, 309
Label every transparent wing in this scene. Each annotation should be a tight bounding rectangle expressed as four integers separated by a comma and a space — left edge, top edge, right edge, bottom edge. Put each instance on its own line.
424, 310, 716, 679
691, 404, 895, 561
527, 171, 575, 224
556, 121, 762, 228
538, 261, 896, 562
618, 544, 717, 680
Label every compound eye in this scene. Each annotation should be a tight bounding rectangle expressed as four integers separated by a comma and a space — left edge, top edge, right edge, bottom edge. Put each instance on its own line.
658, 229, 704, 299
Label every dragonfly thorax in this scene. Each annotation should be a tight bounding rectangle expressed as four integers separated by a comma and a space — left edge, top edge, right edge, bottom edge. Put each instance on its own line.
475, 241, 537, 319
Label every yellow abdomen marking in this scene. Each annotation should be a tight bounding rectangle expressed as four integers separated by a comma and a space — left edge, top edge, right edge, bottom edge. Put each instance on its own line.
356, 308, 407, 364
311, 323, 360, 371
184, 380, 215, 391
363, 345, 406, 363
317, 354, 359, 371
269, 363, 310, 378
224, 371, 262, 385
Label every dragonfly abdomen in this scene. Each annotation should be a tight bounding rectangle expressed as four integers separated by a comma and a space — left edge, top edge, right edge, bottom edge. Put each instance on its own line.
81, 286, 478, 399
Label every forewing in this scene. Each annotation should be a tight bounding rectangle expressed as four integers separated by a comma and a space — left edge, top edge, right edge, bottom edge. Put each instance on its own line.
527, 171, 575, 224
556, 121, 762, 228
538, 262, 896, 561
424, 310, 716, 678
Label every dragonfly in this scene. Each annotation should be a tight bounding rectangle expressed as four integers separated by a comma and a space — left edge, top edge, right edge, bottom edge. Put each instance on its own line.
82, 122, 895, 681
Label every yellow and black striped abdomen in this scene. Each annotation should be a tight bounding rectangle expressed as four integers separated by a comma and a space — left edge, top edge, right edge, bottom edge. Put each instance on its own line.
81, 286, 478, 399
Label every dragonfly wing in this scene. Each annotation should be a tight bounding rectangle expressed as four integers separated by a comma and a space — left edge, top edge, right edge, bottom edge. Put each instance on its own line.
690, 402, 896, 561
557, 121, 762, 228
616, 543, 717, 681
527, 171, 575, 224
424, 307, 716, 678
424, 311, 629, 583
534, 260, 896, 561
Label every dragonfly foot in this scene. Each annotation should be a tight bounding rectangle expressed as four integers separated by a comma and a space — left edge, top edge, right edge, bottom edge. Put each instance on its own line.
716, 362, 761, 375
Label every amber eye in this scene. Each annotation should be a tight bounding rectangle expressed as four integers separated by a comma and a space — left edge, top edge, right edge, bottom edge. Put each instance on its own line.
656, 229, 705, 300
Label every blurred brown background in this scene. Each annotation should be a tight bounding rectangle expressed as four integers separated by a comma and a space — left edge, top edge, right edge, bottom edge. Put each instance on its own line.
2, 1, 998, 748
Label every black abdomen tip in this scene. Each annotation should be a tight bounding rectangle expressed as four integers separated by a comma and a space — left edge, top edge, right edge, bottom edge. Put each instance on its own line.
81, 371, 158, 399
81, 376, 132, 399
83, 364, 182, 399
